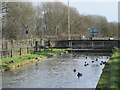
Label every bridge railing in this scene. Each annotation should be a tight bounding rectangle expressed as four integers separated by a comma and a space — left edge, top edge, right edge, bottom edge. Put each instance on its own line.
53, 40, 119, 49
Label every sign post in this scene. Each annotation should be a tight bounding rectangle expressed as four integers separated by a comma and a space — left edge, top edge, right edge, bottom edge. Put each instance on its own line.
25, 30, 29, 36
25, 30, 29, 44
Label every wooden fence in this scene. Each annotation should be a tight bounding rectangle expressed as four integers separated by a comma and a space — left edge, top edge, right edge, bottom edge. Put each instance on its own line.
0, 47, 34, 59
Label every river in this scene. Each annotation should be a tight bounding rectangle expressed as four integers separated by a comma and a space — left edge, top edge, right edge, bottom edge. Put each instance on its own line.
1, 52, 110, 88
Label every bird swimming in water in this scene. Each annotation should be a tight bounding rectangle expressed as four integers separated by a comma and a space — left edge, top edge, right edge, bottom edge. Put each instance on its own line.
101, 61, 106, 64
73, 69, 76, 72
84, 64, 87, 66
101, 61, 103, 63
77, 72, 82, 78
84, 61, 89, 66
73, 54, 77, 57
96, 58, 98, 61
92, 61, 94, 63
86, 57, 87, 59
102, 61, 107, 64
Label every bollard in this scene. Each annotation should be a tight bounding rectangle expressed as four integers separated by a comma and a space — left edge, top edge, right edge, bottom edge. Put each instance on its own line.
20, 48, 21, 56
11, 49, 13, 57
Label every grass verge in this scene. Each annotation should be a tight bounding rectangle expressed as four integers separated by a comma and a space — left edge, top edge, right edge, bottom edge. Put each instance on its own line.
96, 48, 120, 89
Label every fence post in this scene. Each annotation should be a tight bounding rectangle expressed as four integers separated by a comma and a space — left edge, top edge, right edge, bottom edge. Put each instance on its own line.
35, 41, 38, 52
11, 49, 12, 57
20, 48, 21, 56
0, 51, 2, 59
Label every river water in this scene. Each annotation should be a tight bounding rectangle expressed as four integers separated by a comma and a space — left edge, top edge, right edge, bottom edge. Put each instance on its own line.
2, 52, 110, 88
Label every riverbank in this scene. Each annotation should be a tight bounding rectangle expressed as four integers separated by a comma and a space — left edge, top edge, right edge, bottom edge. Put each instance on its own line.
97, 48, 120, 89
0, 49, 67, 71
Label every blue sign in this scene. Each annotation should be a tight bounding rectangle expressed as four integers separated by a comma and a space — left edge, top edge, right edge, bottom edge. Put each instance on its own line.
90, 28, 99, 37
25, 30, 29, 35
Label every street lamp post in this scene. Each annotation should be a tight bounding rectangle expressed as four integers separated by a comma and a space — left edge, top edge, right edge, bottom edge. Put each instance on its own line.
68, 0, 71, 40
67, 0, 72, 48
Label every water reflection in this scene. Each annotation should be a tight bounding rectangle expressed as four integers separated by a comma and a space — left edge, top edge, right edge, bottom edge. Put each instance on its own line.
2, 52, 110, 88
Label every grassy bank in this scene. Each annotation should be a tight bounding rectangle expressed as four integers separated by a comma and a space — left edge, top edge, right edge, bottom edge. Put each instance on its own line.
97, 48, 120, 89
0, 49, 67, 71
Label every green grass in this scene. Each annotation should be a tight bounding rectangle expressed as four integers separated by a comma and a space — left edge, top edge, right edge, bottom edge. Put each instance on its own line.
0, 48, 68, 70
97, 48, 120, 89
0, 54, 44, 67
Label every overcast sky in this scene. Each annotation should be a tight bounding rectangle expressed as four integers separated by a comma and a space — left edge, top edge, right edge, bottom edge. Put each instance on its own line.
63, 2, 118, 22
